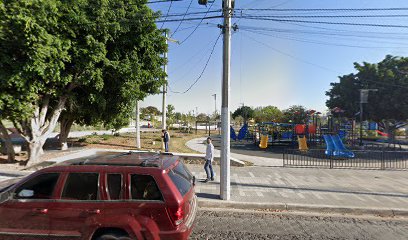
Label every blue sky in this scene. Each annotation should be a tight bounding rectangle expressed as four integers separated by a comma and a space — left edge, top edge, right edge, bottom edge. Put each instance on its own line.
142, 0, 408, 115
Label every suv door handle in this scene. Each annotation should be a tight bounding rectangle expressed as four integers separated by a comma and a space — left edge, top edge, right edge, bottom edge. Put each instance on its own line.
32, 208, 48, 214
85, 209, 101, 215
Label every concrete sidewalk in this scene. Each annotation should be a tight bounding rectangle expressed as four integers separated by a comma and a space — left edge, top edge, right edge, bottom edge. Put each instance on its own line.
186, 137, 283, 167
1, 148, 407, 217
189, 164, 408, 216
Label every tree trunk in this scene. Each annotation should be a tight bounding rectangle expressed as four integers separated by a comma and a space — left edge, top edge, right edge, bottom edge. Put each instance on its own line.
0, 121, 15, 162
59, 117, 74, 150
27, 138, 46, 167
24, 96, 68, 166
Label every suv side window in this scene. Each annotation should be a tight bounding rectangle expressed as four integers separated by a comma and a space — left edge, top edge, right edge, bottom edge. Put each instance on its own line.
168, 162, 192, 197
62, 173, 99, 200
130, 174, 162, 201
107, 174, 122, 200
15, 173, 59, 200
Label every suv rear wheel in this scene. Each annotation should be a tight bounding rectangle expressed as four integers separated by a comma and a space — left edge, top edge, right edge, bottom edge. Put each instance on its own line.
95, 232, 133, 240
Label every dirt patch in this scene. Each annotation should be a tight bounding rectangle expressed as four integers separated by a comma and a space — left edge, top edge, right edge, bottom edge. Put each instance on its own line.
68, 130, 208, 153
0, 130, 209, 170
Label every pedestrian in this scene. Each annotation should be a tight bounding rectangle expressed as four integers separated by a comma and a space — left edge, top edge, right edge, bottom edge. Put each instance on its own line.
162, 129, 170, 152
203, 137, 215, 183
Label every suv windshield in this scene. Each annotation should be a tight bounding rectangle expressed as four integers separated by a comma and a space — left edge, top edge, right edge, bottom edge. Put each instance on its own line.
168, 161, 193, 197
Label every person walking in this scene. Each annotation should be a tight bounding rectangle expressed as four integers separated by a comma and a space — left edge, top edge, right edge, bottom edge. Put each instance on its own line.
203, 137, 215, 183
162, 129, 170, 152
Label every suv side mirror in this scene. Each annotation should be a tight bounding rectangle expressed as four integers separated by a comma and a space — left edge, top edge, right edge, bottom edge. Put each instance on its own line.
17, 189, 34, 198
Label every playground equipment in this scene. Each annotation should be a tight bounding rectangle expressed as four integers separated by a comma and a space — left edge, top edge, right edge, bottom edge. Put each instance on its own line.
323, 134, 355, 158
323, 135, 335, 156
254, 122, 295, 146
252, 121, 323, 149
230, 126, 237, 141
376, 130, 388, 137
297, 136, 308, 151
237, 123, 249, 141
230, 123, 251, 141
259, 135, 268, 149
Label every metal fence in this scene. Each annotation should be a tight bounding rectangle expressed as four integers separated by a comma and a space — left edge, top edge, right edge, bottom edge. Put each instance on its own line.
283, 149, 408, 170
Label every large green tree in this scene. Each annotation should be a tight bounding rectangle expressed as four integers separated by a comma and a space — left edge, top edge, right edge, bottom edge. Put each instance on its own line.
282, 105, 308, 123
141, 106, 161, 120
253, 106, 283, 123
326, 55, 408, 141
0, 0, 166, 165
232, 106, 254, 122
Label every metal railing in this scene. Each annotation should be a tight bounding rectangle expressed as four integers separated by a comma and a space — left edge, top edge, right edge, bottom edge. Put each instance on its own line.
283, 149, 408, 170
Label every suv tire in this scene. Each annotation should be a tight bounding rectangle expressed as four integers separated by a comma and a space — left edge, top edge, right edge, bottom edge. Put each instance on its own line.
96, 232, 133, 240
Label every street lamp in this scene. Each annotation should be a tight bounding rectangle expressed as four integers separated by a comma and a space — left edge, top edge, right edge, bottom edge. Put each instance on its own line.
359, 89, 378, 146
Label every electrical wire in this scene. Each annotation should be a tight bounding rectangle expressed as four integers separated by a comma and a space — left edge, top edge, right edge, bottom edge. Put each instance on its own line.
239, 14, 408, 18
156, 15, 222, 23
162, 10, 221, 18
235, 7, 408, 12
171, 0, 194, 37
148, 0, 183, 4
240, 28, 408, 48
179, 0, 217, 44
240, 32, 341, 74
236, 16, 408, 29
238, 25, 408, 40
160, 0, 174, 29
169, 33, 222, 94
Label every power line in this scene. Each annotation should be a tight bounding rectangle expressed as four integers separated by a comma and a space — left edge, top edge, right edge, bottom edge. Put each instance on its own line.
148, 0, 183, 4
235, 7, 408, 12
242, 29, 408, 49
236, 16, 408, 29
239, 14, 408, 18
238, 25, 408, 39
156, 15, 222, 23
179, 0, 217, 44
243, 31, 408, 89
160, 0, 174, 29
241, 32, 340, 74
162, 10, 221, 18
169, 32, 218, 78
169, 33, 222, 94
171, 0, 194, 37
239, 26, 408, 46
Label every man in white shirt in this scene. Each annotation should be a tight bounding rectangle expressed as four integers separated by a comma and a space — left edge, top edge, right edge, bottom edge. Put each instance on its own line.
203, 137, 215, 183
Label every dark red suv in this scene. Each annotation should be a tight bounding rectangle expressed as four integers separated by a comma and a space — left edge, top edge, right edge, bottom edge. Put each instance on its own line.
0, 152, 197, 240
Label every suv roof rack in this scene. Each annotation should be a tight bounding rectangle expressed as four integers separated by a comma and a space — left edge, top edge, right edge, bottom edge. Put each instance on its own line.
67, 152, 172, 168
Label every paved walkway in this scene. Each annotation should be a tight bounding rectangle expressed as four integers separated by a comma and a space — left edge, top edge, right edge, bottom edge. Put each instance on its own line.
189, 164, 408, 212
186, 137, 283, 167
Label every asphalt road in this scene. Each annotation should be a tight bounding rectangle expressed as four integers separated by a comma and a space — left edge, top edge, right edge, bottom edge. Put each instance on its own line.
191, 209, 408, 240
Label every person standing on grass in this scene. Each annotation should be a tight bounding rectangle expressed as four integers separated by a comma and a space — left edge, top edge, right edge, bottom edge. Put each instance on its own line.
203, 137, 215, 183
162, 129, 170, 152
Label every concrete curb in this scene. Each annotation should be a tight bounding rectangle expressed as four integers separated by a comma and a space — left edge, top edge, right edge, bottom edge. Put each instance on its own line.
43, 148, 247, 166
197, 199, 408, 217
0, 170, 32, 177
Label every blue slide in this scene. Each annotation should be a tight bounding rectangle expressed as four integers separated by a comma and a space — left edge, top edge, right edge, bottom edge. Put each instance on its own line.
323, 135, 335, 156
331, 135, 355, 158
230, 126, 237, 141
237, 123, 248, 141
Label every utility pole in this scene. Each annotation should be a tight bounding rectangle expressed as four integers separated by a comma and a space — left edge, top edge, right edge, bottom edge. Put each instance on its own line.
135, 100, 141, 149
220, 0, 233, 200
212, 94, 217, 130
212, 94, 217, 115
162, 32, 168, 131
